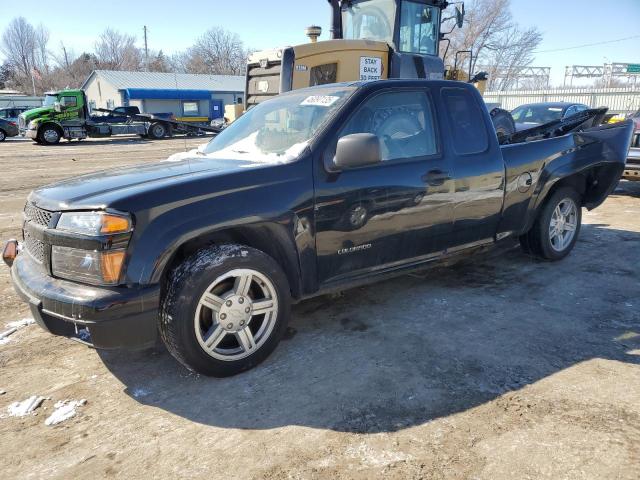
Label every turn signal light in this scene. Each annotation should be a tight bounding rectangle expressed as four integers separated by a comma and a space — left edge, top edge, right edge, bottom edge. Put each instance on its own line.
2, 239, 18, 267
100, 215, 131, 234
100, 251, 126, 283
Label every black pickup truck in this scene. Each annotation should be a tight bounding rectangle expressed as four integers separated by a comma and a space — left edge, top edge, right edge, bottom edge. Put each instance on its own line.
3, 80, 634, 377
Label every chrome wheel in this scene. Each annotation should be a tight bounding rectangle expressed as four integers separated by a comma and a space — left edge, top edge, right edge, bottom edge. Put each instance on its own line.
194, 268, 278, 361
549, 198, 578, 252
43, 128, 60, 143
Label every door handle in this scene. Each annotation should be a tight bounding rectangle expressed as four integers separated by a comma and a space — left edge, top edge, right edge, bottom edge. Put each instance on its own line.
423, 169, 450, 186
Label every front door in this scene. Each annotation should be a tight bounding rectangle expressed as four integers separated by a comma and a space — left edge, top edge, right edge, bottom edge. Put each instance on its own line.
313, 88, 454, 285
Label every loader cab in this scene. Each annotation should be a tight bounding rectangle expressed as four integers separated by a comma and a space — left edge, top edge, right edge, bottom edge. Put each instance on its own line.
246, 0, 462, 108
340, 0, 442, 57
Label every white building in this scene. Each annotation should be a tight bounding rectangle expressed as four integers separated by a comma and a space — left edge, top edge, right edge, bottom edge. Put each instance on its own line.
82, 70, 245, 122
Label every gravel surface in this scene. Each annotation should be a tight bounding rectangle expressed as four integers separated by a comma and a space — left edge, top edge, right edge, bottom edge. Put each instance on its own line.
0, 137, 638, 479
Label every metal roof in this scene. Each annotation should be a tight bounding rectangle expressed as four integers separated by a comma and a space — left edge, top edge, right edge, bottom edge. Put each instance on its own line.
83, 70, 245, 93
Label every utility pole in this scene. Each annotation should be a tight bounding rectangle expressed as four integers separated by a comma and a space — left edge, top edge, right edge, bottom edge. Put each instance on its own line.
61, 43, 70, 69
143, 26, 149, 71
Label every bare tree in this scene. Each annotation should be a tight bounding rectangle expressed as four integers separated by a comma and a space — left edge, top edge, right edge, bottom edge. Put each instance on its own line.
182, 27, 249, 75
148, 50, 171, 73
441, 0, 542, 90
484, 26, 543, 90
0, 17, 51, 93
33, 25, 50, 73
94, 28, 142, 70
49, 43, 98, 90
1, 17, 35, 79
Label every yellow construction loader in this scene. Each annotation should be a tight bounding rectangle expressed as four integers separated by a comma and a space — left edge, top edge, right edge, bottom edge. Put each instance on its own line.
244, 0, 513, 136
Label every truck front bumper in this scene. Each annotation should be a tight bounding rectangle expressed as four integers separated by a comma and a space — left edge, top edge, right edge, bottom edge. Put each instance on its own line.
623, 147, 640, 181
10, 251, 160, 349
23, 128, 37, 139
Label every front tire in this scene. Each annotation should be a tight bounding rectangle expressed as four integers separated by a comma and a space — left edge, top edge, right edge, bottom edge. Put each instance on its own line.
521, 187, 582, 260
38, 125, 61, 145
160, 244, 291, 377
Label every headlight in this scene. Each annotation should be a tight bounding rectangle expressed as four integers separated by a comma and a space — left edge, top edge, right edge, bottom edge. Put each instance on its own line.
52, 211, 132, 285
57, 212, 132, 236
51, 247, 126, 285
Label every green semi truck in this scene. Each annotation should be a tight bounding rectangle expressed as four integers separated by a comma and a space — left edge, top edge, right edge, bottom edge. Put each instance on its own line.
18, 89, 219, 145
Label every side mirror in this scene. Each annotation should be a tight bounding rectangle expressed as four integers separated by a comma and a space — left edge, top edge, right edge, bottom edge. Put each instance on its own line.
455, 5, 465, 29
334, 133, 381, 169
54, 102, 62, 112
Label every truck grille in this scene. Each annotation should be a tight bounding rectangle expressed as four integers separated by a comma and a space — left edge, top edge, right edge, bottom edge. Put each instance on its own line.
245, 48, 294, 108
18, 115, 26, 129
24, 203, 53, 227
24, 229, 45, 263
22, 203, 54, 264
246, 61, 283, 107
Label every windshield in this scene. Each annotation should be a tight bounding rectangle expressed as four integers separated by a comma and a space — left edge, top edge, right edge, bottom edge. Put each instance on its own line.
511, 105, 565, 124
342, 0, 396, 44
202, 86, 356, 163
43, 95, 58, 107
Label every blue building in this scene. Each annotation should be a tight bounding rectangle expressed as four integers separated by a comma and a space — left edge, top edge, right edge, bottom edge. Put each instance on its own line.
82, 70, 245, 123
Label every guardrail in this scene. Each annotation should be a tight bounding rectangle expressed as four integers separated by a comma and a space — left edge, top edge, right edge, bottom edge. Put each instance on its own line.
484, 87, 640, 114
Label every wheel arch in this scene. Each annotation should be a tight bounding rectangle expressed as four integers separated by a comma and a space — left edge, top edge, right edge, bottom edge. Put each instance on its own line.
522, 162, 619, 233
38, 121, 63, 137
155, 224, 304, 300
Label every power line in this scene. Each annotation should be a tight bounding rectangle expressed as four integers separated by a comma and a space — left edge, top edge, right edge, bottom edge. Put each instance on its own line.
533, 35, 640, 54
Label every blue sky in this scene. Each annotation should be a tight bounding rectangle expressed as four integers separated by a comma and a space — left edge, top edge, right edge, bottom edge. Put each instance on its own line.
1, 0, 639, 86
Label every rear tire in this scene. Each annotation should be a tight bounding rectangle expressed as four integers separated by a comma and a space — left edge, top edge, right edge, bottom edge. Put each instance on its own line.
0, 129, 6, 142
148, 122, 167, 139
520, 187, 582, 261
159, 244, 291, 377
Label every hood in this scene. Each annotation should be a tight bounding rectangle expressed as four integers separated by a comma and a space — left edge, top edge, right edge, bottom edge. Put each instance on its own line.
30, 153, 266, 211
20, 106, 54, 121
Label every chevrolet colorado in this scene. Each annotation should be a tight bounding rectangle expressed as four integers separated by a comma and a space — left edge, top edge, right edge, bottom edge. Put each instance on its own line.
4, 80, 634, 376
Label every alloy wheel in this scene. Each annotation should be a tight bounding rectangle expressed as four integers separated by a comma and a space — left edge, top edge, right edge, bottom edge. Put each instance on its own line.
194, 268, 278, 361
549, 198, 578, 252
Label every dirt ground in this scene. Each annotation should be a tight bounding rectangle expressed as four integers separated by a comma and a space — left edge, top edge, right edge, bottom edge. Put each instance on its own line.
0, 136, 638, 480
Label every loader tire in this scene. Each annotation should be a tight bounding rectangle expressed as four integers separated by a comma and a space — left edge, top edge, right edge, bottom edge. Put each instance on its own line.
490, 108, 515, 144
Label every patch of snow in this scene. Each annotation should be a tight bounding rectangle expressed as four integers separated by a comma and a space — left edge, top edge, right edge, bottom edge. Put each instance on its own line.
0, 390, 5, 395
6, 318, 35, 329
131, 388, 151, 398
345, 442, 413, 468
0, 318, 35, 345
6, 395, 45, 417
0, 327, 18, 344
44, 399, 87, 426
77, 329, 91, 342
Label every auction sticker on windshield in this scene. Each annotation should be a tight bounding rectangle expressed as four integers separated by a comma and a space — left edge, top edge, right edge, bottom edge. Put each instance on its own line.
360, 57, 382, 81
301, 96, 340, 107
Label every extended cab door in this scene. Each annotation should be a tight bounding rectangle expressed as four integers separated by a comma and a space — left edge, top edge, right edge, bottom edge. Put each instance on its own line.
439, 87, 506, 247
313, 88, 455, 285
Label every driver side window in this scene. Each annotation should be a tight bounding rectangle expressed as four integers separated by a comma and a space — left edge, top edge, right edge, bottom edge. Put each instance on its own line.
60, 96, 77, 107
338, 91, 437, 162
